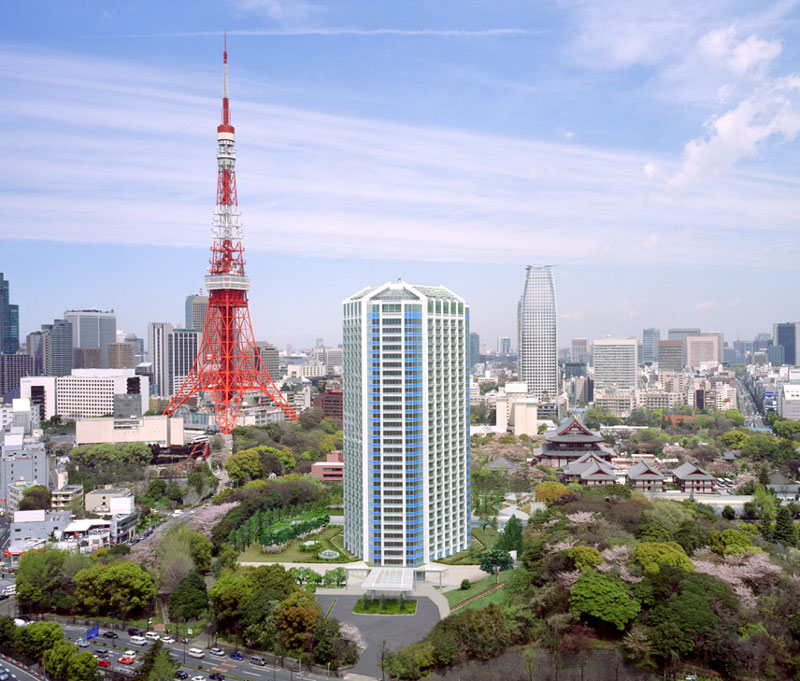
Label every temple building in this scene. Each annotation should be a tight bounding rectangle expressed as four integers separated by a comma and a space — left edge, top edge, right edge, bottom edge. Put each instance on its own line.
533, 416, 614, 468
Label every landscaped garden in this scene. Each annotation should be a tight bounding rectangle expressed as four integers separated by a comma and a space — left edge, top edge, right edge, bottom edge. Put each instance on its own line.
354, 596, 417, 615
239, 524, 358, 563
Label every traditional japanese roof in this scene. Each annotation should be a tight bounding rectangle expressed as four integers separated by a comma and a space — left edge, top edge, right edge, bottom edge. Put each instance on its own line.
546, 417, 605, 445
487, 456, 517, 471
722, 450, 738, 462
578, 462, 617, 482
561, 454, 617, 479
627, 461, 665, 481
672, 462, 715, 481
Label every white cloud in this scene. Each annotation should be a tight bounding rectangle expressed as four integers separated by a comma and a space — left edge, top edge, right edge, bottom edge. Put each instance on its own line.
698, 27, 781, 77
229, 0, 319, 24
694, 300, 718, 311
1, 47, 799, 269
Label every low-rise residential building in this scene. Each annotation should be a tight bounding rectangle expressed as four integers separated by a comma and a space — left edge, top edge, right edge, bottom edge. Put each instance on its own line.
311, 451, 344, 483
6, 480, 37, 512
672, 462, 716, 494
84, 486, 133, 514
51, 485, 84, 511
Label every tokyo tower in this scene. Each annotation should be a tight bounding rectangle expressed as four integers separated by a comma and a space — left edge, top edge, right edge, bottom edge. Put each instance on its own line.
165, 42, 297, 433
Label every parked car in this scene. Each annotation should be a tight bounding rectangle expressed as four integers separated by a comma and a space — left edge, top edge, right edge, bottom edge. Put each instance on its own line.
145, 631, 160, 641
209, 648, 225, 657
98, 660, 111, 669
102, 631, 119, 639
229, 652, 243, 661
160, 635, 175, 644
118, 657, 135, 665
175, 673, 188, 680
250, 656, 266, 666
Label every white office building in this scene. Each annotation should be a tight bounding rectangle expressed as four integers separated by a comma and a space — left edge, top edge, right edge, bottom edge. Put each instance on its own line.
169, 329, 200, 395
518, 265, 558, 400
342, 280, 470, 567
593, 337, 639, 392
147, 322, 174, 397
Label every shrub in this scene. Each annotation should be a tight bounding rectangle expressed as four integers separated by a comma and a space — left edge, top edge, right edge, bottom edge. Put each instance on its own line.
460, 578, 471, 590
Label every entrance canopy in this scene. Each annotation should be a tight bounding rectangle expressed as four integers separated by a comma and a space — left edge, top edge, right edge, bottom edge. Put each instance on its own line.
361, 567, 415, 593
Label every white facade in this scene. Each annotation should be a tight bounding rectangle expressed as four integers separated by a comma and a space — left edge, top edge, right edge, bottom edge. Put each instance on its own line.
169, 329, 200, 395
343, 280, 470, 567
76, 414, 184, 446
779, 384, 800, 420
63, 309, 116, 368
686, 335, 720, 367
593, 337, 638, 392
513, 398, 539, 437
518, 266, 558, 400
147, 322, 174, 397
21, 370, 148, 420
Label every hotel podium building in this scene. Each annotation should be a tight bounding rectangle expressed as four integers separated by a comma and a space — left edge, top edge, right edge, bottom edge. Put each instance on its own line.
342, 281, 470, 567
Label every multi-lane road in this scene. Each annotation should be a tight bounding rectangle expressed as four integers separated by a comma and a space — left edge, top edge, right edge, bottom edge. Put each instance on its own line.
53, 624, 322, 681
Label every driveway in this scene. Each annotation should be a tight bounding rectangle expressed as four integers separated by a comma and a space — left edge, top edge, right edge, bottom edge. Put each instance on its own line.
316, 594, 441, 677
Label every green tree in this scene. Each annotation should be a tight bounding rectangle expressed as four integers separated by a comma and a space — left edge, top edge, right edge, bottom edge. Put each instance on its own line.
44, 639, 77, 679
775, 506, 798, 547
569, 571, 640, 632
722, 505, 736, 520
209, 572, 254, 634
480, 548, 513, 582
708, 529, 756, 556
242, 596, 281, 650
169, 571, 208, 621
225, 449, 265, 486
567, 545, 603, 571
19, 485, 51, 511
16, 621, 64, 662
165, 482, 184, 502
73, 560, 155, 619
147, 649, 176, 681
67, 651, 100, 681
496, 515, 524, 554
187, 471, 205, 496
188, 532, 213, 573
633, 541, 694, 575
0, 617, 16, 647
534, 481, 572, 505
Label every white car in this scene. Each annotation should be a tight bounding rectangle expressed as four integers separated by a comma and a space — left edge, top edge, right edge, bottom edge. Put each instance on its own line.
123, 651, 136, 658
187, 648, 204, 659
130, 636, 147, 646
209, 648, 225, 657
192, 676, 205, 681
159, 635, 175, 644
145, 632, 160, 641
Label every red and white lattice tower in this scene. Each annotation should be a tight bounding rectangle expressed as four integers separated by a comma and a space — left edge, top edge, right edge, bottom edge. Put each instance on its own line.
165, 42, 297, 433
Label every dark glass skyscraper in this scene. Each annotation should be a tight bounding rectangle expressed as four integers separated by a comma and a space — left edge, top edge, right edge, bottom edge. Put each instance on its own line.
0, 273, 19, 355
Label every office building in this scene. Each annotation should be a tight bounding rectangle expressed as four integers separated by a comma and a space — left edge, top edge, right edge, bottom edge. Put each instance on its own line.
147, 322, 174, 396
571, 338, 590, 365
73, 347, 101, 369
20, 369, 149, 420
169, 329, 200, 395
342, 280, 470, 566
185, 294, 209, 331
773, 322, 800, 366
686, 335, 720, 368
255, 342, 280, 379
0, 354, 34, 399
64, 309, 116, 368
0, 273, 19, 355
518, 265, 558, 400
26, 331, 50, 376
593, 337, 638, 392
658, 340, 684, 372
497, 336, 511, 355
41, 320, 73, 376
313, 387, 343, 420
642, 328, 660, 365
106, 342, 136, 369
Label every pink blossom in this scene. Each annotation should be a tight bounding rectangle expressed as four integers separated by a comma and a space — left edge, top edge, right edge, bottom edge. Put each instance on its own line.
596, 562, 613, 573
339, 622, 366, 652
549, 538, 577, 552
601, 545, 630, 563
566, 512, 596, 525
618, 565, 643, 584
187, 501, 239, 538
558, 570, 582, 589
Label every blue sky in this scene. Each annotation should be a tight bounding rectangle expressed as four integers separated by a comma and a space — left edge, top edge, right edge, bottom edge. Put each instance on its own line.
1, 1, 799, 350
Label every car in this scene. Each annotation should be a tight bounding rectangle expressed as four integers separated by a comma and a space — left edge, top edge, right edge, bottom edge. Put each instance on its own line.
175, 672, 188, 680
160, 635, 175, 644
94, 650, 109, 658
12, 619, 27, 628
118, 657, 135, 665
145, 631, 160, 641
76, 639, 89, 648
187, 648, 204, 659
103, 631, 119, 639
250, 656, 266, 666
0, 671, 10, 680
130, 635, 147, 646
209, 648, 225, 657
3, 586, 15, 596
0, 594, 8, 602
123, 651, 136, 658
209, 674, 225, 681
229, 652, 243, 661
191, 676, 205, 681
128, 628, 143, 636
98, 660, 111, 669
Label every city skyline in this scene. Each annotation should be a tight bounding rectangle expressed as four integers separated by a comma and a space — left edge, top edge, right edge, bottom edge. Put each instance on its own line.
2, 3, 799, 348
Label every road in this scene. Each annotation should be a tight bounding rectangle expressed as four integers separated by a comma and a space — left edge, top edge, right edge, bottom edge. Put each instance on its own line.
55, 623, 322, 681
736, 378, 766, 430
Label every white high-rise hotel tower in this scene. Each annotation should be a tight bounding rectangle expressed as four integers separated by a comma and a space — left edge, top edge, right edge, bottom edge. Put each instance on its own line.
518, 265, 558, 400
342, 281, 470, 567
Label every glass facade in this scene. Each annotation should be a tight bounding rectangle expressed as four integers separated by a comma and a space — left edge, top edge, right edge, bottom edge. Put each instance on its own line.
0, 273, 19, 355
518, 265, 558, 400
343, 282, 470, 567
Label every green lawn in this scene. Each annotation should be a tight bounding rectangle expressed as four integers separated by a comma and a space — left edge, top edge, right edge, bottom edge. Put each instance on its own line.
472, 526, 500, 549
238, 525, 358, 563
436, 527, 501, 565
444, 569, 513, 608
456, 586, 507, 611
